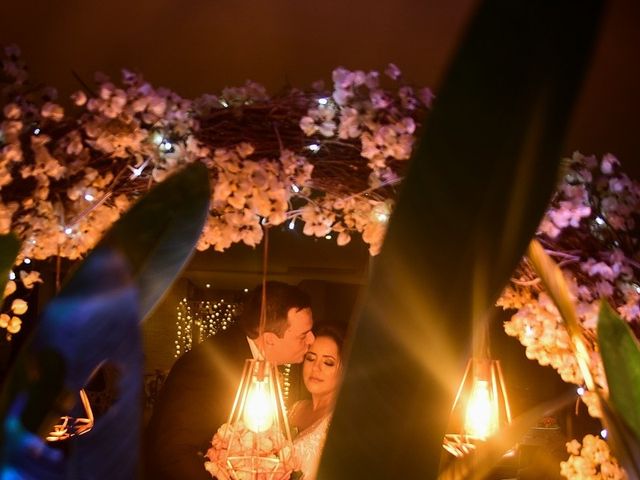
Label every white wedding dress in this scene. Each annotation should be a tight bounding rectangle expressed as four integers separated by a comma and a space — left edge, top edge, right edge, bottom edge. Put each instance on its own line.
291, 411, 332, 480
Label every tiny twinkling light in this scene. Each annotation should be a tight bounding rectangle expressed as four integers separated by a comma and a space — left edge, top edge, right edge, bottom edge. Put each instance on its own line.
175, 296, 238, 358
281, 363, 292, 405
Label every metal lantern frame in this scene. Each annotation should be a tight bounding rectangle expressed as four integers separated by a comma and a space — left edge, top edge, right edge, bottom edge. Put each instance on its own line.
443, 357, 512, 458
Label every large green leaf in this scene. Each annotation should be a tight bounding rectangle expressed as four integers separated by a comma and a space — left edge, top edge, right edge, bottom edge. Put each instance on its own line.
61, 162, 210, 319
600, 397, 640, 479
319, 0, 604, 478
527, 240, 594, 389
527, 239, 640, 476
0, 234, 19, 302
0, 163, 210, 478
598, 301, 640, 442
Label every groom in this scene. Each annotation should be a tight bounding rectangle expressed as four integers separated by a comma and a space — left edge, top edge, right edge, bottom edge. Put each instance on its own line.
144, 281, 314, 479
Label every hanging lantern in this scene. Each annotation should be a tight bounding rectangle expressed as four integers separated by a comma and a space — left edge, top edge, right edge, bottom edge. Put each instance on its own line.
223, 358, 293, 479
443, 357, 512, 458
46, 389, 94, 442
213, 228, 296, 479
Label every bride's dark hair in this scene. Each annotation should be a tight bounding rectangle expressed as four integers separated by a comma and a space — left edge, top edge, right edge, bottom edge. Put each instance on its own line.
312, 324, 346, 358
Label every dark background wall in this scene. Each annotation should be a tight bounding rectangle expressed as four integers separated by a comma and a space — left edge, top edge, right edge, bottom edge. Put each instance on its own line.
1, 0, 639, 175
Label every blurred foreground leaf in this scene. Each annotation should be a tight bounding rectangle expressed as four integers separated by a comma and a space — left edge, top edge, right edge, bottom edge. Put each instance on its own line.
63, 161, 210, 320
320, 0, 604, 478
598, 302, 640, 477
0, 164, 210, 479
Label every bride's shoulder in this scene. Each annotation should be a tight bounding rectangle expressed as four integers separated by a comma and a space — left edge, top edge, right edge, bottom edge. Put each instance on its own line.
289, 399, 311, 420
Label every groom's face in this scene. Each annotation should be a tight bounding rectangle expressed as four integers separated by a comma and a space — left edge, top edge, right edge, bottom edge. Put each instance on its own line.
270, 307, 314, 365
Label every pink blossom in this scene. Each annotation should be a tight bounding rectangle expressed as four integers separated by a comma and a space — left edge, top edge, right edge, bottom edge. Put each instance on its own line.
385, 63, 402, 80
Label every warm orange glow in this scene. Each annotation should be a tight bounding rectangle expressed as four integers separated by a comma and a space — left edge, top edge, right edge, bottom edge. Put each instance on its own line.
443, 358, 512, 458
46, 389, 94, 442
242, 377, 275, 433
463, 379, 497, 440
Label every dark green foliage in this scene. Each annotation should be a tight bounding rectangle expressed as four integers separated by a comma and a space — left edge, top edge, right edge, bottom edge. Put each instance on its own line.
0, 163, 210, 479
319, 0, 604, 478
63, 161, 211, 320
598, 301, 640, 477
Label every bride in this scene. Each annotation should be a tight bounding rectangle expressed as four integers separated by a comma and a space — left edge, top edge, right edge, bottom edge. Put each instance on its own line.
289, 325, 345, 480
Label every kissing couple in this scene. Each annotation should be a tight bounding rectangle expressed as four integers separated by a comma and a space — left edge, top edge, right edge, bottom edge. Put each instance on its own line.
146, 281, 347, 480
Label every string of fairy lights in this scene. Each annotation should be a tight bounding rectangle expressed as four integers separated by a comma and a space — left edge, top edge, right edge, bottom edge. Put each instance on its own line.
175, 297, 237, 358
173, 294, 294, 403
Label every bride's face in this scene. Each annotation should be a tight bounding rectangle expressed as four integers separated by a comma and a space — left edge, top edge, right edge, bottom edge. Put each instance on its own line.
302, 336, 341, 397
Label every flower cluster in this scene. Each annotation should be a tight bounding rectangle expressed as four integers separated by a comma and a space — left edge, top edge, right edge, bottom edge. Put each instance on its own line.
499, 152, 640, 475
499, 152, 640, 418
0, 267, 42, 337
560, 435, 627, 480
1, 44, 431, 339
205, 421, 300, 480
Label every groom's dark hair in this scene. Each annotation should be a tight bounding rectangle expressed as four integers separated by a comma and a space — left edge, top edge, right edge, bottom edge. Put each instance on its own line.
240, 281, 311, 339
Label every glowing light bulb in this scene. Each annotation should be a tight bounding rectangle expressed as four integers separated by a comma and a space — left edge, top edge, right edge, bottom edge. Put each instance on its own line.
23, 258, 31, 265
288, 219, 296, 230
64, 227, 73, 235
317, 97, 329, 105
84, 193, 95, 202
151, 131, 164, 145
464, 380, 497, 440
242, 378, 274, 432
601, 429, 608, 439
577, 386, 585, 396
307, 144, 321, 153
9, 271, 15, 280
291, 184, 300, 193
130, 166, 143, 178
375, 212, 389, 223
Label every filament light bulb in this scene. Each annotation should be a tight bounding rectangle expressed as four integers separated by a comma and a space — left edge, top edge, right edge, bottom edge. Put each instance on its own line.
242, 378, 274, 432
464, 379, 497, 440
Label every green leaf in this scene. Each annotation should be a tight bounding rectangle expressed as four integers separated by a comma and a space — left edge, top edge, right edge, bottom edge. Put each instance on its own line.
598, 301, 640, 441
61, 162, 210, 319
320, 1, 604, 478
599, 397, 640, 479
0, 234, 20, 302
527, 240, 594, 389
0, 163, 209, 475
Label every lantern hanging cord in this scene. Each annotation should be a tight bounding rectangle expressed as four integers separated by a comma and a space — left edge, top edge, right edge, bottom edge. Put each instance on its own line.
258, 226, 270, 342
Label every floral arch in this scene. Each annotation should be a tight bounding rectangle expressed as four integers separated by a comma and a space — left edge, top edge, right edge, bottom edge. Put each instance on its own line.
1, 44, 640, 477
